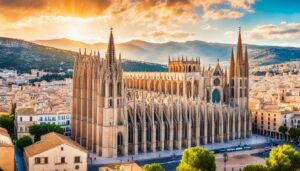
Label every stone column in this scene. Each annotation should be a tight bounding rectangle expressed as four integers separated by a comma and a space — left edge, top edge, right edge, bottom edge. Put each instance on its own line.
142, 103, 147, 153
227, 110, 230, 141
238, 108, 241, 139
168, 102, 174, 150
204, 104, 208, 144
244, 110, 247, 138
196, 104, 200, 146
178, 102, 182, 150
211, 105, 215, 143
232, 110, 236, 140
220, 104, 224, 143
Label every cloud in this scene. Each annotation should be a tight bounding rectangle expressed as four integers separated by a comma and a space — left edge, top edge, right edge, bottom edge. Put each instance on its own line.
141, 30, 196, 41
0, 0, 255, 27
203, 9, 244, 20
225, 31, 235, 36
248, 22, 300, 39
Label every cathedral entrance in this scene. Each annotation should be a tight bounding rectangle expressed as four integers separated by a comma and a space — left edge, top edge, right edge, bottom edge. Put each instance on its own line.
212, 89, 221, 103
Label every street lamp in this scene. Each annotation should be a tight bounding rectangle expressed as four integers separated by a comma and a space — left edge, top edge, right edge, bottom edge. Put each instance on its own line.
223, 152, 229, 171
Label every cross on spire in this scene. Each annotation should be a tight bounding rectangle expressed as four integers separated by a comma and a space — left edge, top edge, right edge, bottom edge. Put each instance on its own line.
106, 27, 116, 66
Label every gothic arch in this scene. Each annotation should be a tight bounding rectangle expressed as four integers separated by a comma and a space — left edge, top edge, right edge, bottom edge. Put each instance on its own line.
212, 89, 221, 103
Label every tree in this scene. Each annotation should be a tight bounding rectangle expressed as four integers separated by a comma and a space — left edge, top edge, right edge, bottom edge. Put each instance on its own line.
266, 144, 300, 171
242, 164, 268, 171
176, 146, 215, 171
143, 163, 164, 171
0, 114, 14, 134
16, 135, 33, 152
279, 125, 288, 141
288, 128, 300, 142
29, 124, 64, 142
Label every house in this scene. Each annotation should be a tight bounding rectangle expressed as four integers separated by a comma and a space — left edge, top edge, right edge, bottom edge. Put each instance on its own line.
0, 127, 14, 171
24, 132, 87, 171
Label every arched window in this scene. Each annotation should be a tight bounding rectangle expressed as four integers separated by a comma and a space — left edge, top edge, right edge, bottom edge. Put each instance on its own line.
117, 132, 123, 146
188, 66, 192, 72
117, 82, 122, 96
212, 89, 221, 103
109, 82, 113, 97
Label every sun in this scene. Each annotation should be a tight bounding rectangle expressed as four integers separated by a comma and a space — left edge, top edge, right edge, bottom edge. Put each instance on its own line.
65, 26, 85, 41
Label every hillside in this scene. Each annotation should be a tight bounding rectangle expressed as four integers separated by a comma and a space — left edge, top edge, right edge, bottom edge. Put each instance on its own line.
34, 39, 300, 66
0, 37, 167, 73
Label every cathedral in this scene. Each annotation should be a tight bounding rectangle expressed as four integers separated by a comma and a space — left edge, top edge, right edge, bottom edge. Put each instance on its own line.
72, 28, 251, 158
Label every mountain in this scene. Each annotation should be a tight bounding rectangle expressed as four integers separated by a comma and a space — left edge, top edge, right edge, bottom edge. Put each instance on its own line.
0, 37, 167, 73
34, 38, 300, 66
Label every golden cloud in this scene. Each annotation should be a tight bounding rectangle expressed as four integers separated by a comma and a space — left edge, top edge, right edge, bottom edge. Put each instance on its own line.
0, 0, 255, 25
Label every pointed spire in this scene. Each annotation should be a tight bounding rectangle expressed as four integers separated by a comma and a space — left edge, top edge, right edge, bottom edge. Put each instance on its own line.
229, 47, 235, 78
106, 27, 116, 66
244, 46, 249, 77
236, 27, 243, 64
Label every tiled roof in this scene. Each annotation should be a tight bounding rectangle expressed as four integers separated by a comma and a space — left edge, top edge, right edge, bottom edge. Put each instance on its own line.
24, 132, 87, 157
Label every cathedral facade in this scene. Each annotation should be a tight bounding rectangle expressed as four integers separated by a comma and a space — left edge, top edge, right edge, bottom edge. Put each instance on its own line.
72, 28, 251, 158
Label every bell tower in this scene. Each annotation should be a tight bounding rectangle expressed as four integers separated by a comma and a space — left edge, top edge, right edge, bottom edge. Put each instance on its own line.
229, 28, 249, 108
101, 28, 125, 158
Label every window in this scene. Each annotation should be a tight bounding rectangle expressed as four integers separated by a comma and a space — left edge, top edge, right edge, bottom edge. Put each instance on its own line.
61, 157, 66, 163
61, 147, 64, 151
74, 156, 81, 163
30, 116, 32, 121
35, 157, 41, 164
109, 99, 113, 107
75, 165, 80, 170
44, 157, 48, 164
20, 117, 22, 121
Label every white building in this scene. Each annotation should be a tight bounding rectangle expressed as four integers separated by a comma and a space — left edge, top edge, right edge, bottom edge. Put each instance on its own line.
37, 113, 72, 136
15, 107, 72, 138
24, 132, 87, 171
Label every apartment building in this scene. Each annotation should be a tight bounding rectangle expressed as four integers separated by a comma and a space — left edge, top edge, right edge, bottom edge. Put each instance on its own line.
15, 107, 72, 138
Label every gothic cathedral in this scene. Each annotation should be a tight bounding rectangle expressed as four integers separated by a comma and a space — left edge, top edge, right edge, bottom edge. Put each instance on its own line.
72, 28, 251, 158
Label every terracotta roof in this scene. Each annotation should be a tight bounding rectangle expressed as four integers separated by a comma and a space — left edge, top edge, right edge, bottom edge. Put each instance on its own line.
0, 127, 13, 146
24, 132, 87, 157
0, 127, 9, 137
16, 107, 37, 116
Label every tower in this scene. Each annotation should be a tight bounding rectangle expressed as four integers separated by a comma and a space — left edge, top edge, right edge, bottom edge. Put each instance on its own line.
72, 28, 126, 158
230, 28, 249, 108
101, 28, 125, 158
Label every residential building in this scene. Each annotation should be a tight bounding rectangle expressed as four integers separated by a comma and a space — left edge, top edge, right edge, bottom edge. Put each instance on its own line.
15, 107, 72, 138
24, 132, 87, 171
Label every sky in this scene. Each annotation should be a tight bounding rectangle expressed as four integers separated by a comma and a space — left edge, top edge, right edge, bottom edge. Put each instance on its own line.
0, 0, 299, 47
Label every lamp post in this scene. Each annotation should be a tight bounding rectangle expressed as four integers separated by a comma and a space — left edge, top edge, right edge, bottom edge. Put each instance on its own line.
224, 152, 229, 171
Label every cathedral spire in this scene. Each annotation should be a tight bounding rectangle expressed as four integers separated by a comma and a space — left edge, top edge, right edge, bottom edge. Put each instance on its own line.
244, 46, 249, 77
229, 47, 235, 79
236, 27, 243, 64
106, 27, 116, 66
